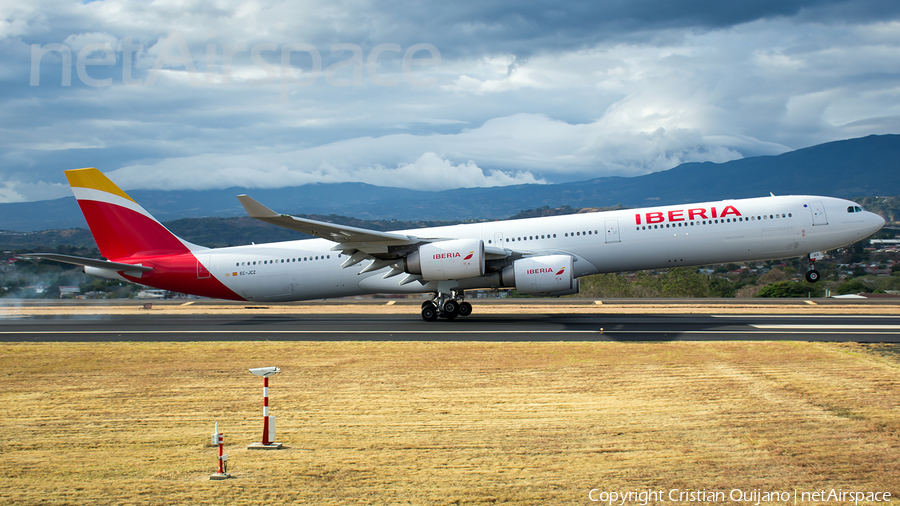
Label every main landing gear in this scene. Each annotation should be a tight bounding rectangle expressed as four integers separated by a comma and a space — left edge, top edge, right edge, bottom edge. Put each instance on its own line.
421, 291, 473, 321
805, 251, 823, 283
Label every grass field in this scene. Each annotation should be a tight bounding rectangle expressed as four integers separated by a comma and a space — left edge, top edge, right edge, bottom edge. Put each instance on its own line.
1, 341, 899, 505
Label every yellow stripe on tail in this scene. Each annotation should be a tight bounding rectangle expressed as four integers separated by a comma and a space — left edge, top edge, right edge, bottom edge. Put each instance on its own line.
65, 167, 137, 203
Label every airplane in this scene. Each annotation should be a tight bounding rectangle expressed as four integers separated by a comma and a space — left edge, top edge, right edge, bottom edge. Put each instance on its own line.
24, 168, 885, 321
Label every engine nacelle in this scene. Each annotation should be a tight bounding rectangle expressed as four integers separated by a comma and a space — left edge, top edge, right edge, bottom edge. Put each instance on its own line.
500, 255, 578, 295
405, 238, 485, 280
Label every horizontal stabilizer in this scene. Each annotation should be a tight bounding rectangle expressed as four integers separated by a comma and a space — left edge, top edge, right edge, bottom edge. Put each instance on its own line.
20, 253, 153, 272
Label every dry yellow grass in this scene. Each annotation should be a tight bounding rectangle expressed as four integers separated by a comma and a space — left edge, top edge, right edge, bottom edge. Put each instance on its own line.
1, 341, 899, 505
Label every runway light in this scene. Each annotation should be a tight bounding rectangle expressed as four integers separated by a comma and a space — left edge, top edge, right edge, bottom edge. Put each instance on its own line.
247, 367, 283, 450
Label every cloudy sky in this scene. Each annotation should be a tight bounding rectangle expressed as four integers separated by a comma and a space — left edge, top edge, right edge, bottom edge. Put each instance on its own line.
1, 0, 899, 203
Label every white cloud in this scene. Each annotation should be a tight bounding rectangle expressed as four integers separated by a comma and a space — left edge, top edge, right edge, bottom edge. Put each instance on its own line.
0, 180, 69, 203
98, 112, 757, 192
348, 152, 546, 190
106, 150, 545, 191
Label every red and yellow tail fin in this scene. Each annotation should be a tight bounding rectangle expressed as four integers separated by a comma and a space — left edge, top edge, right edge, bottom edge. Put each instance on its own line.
66, 168, 195, 260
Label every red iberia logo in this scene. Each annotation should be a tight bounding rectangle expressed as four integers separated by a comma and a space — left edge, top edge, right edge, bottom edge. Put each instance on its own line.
463, 251, 474, 260
526, 267, 567, 275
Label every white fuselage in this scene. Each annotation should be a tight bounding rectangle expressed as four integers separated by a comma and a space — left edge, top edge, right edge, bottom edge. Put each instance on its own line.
196, 195, 884, 302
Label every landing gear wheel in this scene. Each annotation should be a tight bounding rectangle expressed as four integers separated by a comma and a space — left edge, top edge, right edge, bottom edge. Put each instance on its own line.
421, 302, 438, 321
441, 300, 460, 319
805, 269, 820, 283
422, 300, 436, 309
458, 301, 473, 317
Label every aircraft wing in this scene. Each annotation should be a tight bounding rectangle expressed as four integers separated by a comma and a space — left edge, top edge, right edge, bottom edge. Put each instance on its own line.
237, 194, 422, 258
237, 195, 417, 244
20, 253, 154, 272
238, 195, 511, 271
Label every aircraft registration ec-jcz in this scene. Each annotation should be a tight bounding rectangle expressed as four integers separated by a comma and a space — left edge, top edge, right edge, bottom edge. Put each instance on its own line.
26, 168, 885, 321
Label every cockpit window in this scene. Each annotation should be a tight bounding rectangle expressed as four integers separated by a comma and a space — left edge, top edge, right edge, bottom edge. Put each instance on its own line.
848, 206, 855, 213
855, 206, 863, 212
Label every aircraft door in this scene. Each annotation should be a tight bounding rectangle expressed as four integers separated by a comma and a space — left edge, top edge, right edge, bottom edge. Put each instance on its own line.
494, 232, 504, 248
605, 219, 620, 244
807, 202, 828, 226
197, 255, 211, 279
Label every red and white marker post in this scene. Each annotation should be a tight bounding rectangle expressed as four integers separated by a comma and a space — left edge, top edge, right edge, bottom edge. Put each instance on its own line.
209, 422, 231, 480
262, 375, 271, 445
248, 367, 283, 450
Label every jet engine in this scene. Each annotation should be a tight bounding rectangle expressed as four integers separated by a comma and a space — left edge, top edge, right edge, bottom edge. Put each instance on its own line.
402, 238, 485, 280
500, 254, 579, 295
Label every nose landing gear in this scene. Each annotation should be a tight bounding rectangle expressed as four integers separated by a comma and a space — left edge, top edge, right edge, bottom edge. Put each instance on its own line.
421, 290, 472, 321
804, 251, 823, 283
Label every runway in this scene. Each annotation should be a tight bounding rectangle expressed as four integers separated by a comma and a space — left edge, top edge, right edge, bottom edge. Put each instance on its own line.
3, 312, 900, 342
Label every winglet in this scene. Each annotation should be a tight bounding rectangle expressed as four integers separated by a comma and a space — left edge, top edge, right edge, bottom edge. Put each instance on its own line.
237, 195, 280, 218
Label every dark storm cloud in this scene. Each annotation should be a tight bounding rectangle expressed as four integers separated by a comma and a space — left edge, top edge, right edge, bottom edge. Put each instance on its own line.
364, 0, 900, 57
1, 0, 899, 202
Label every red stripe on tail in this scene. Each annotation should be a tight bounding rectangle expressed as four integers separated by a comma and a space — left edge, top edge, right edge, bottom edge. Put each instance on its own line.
78, 200, 189, 260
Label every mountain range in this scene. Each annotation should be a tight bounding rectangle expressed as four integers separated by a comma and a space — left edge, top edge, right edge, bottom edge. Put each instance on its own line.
2, 134, 898, 232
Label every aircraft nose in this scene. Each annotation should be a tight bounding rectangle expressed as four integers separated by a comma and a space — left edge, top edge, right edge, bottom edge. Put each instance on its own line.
872, 212, 886, 232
